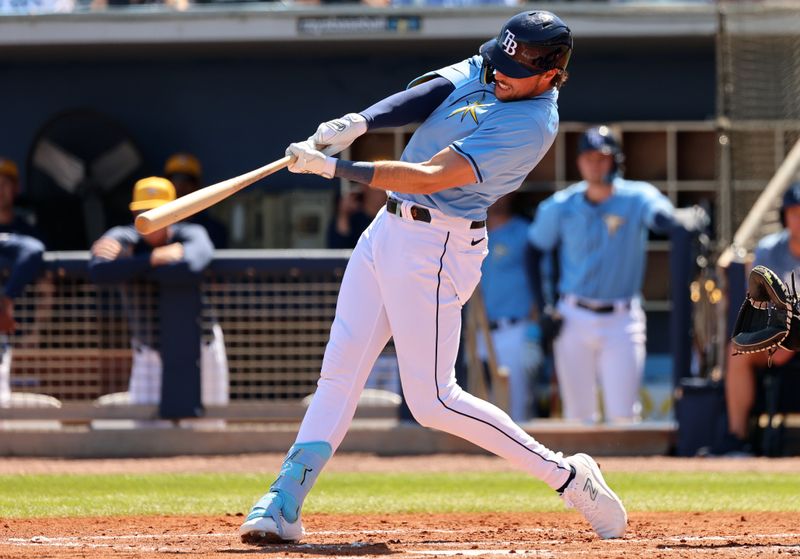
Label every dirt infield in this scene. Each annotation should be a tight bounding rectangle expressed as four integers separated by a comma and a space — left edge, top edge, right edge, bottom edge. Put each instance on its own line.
2, 455, 800, 558
3, 512, 800, 558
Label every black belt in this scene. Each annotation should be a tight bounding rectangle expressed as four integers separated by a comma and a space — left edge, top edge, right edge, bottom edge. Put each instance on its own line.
386, 198, 486, 229
488, 317, 524, 330
575, 300, 629, 314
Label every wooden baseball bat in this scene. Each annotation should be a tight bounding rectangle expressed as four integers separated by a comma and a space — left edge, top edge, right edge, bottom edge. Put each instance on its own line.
135, 155, 293, 235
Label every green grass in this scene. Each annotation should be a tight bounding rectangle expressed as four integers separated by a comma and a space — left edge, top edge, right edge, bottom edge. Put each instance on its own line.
1, 471, 798, 518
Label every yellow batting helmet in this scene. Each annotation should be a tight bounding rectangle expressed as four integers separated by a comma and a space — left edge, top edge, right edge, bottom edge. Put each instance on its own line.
0, 158, 19, 182
164, 153, 202, 179
129, 177, 176, 212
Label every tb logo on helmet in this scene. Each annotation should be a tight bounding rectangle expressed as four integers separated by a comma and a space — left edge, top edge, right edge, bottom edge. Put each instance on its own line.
502, 30, 518, 56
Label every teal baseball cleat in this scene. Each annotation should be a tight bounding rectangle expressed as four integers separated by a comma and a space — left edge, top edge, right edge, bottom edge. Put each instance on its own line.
240, 441, 332, 545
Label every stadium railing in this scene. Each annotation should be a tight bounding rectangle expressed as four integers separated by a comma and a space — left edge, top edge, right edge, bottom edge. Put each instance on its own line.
0, 249, 401, 423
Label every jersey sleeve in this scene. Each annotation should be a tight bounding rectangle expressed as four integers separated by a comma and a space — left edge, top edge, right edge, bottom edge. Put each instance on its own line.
527, 196, 560, 251
99, 225, 138, 247
451, 107, 548, 185
753, 244, 769, 268
176, 224, 214, 273
407, 56, 479, 90
640, 183, 675, 228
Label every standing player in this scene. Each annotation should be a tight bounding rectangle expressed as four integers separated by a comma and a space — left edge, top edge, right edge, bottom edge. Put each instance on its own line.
0, 158, 45, 333
477, 193, 538, 422
241, 11, 627, 543
527, 126, 702, 424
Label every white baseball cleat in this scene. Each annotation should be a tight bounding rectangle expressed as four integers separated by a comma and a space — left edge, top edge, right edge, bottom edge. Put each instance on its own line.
239, 514, 304, 545
561, 453, 627, 539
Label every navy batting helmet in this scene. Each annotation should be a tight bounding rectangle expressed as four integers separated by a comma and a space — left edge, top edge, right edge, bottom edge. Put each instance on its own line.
480, 11, 572, 83
578, 125, 625, 179
780, 182, 800, 226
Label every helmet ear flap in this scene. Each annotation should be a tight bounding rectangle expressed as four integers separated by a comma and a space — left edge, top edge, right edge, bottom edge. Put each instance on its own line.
480, 62, 495, 84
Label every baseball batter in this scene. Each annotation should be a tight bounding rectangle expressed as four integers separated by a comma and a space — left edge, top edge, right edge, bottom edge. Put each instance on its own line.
241, 11, 627, 544
528, 127, 679, 424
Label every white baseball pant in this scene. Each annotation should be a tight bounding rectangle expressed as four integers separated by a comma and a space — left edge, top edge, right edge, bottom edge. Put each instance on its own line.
296, 202, 571, 490
553, 297, 646, 423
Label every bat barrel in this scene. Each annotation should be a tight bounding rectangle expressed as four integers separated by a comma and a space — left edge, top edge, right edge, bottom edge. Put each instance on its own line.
133, 155, 292, 235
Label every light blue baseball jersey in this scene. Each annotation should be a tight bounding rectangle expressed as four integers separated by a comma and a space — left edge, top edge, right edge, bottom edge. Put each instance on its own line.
528, 178, 674, 301
754, 230, 800, 286
392, 55, 559, 221
481, 216, 533, 322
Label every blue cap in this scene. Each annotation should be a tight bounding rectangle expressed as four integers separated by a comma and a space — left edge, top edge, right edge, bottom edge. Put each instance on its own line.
782, 182, 800, 211
578, 125, 621, 157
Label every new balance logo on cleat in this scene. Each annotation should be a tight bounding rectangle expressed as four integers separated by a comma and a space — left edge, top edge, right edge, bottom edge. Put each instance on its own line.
583, 478, 598, 501
561, 453, 627, 539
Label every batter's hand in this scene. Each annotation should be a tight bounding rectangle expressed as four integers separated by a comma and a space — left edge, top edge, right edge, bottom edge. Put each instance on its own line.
286, 141, 337, 179
310, 113, 368, 156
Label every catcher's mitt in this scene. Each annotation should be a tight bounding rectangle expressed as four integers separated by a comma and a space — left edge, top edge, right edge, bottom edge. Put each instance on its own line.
731, 265, 800, 362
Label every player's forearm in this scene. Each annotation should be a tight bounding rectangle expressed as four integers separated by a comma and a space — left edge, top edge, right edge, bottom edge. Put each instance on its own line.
372, 161, 452, 194
334, 147, 475, 194
333, 160, 444, 194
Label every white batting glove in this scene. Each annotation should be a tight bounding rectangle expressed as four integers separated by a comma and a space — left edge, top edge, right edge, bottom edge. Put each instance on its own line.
286, 141, 337, 179
310, 113, 368, 156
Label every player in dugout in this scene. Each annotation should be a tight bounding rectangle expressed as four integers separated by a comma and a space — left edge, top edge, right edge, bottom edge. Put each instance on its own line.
240, 10, 628, 545
0, 157, 45, 334
88, 177, 214, 408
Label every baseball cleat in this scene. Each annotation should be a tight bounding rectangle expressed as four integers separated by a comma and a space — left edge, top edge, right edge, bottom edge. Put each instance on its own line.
239, 515, 304, 545
239, 491, 304, 545
561, 453, 627, 539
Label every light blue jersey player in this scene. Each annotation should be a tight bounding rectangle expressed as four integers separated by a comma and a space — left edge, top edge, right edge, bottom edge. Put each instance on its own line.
754, 185, 800, 284
241, 11, 628, 545
478, 194, 540, 422
528, 126, 675, 424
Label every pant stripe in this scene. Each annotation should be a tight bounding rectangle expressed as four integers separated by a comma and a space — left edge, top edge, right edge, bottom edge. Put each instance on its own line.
433, 232, 565, 470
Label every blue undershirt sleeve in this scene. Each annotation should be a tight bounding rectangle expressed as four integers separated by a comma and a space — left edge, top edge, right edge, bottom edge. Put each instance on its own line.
360, 77, 454, 130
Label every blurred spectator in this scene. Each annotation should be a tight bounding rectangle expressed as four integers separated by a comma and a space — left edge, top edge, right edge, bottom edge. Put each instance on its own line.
91, 0, 187, 10
527, 126, 674, 424
391, 0, 517, 5
0, 158, 45, 334
0, 0, 73, 13
88, 177, 227, 422
326, 182, 386, 249
475, 193, 540, 422
164, 153, 228, 249
719, 184, 800, 455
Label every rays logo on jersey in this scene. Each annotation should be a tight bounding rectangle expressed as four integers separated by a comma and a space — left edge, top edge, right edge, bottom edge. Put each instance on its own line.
448, 99, 494, 124
603, 214, 625, 236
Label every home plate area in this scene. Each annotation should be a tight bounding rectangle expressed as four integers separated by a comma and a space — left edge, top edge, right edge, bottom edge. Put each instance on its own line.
3, 512, 800, 558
